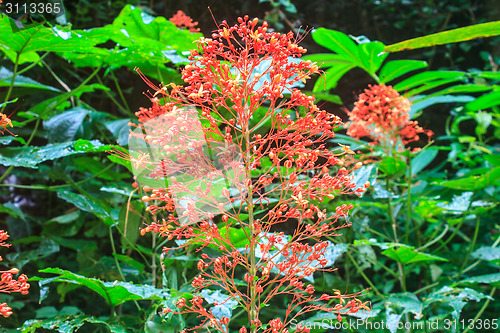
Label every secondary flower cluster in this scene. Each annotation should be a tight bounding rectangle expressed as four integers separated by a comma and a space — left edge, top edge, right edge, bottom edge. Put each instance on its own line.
169, 10, 200, 33
130, 15, 369, 332
345, 84, 432, 151
0, 230, 30, 318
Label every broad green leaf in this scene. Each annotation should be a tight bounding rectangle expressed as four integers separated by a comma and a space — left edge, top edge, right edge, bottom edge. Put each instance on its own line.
0, 16, 101, 55
351, 164, 378, 192
302, 53, 353, 66
0, 142, 82, 168
101, 281, 170, 306
30, 84, 108, 117
359, 41, 388, 74
0, 67, 60, 91
105, 119, 130, 146
424, 286, 493, 321
410, 147, 439, 175
38, 268, 169, 306
407, 78, 468, 97
44, 107, 90, 142
385, 21, 500, 53
393, 71, 465, 92
465, 91, 500, 111
484, 154, 500, 167
437, 166, 500, 190
426, 84, 493, 97
382, 245, 448, 265
0, 201, 26, 220
456, 273, 500, 287
379, 60, 428, 83
7, 239, 59, 270
311, 28, 362, 67
56, 189, 112, 224
113, 253, 145, 272
471, 247, 500, 263
118, 201, 142, 248
386, 293, 423, 318
411, 95, 475, 114
51, 236, 97, 251
313, 63, 356, 92
309, 92, 342, 104
21, 314, 128, 333
379, 156, 407, 177
61, 5, 200, 78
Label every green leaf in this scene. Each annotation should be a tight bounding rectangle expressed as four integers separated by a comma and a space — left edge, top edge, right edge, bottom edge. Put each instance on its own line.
411, 95, 475, 114
465, 91, 500, 111
379, 156, 407, 177
411, 148, 439, 175
0, 142, 82, 168
118, 201, 142, 248
437, 166, 500, 190
456, 273, 500, 287
302, 53, 353, 66
384, 21, 500, 53
311, 28, 362, 66
0, 16, 101, 55
382, 245, 448, 265
0, 67, 60, 91
51, 236, 97, 251
313, 63, 356, 92
20, 315, 128, 333
393, 71, 465, 93
359, 41, 388, 74
44, 107, 90, 142
471, 247, 500, 263
37, 268, 170, 306
386, 293, 423, 318
379, 60, 428, 83
113, 254, 145, 272
351, 164, 378, 193
56, 189, 112, 224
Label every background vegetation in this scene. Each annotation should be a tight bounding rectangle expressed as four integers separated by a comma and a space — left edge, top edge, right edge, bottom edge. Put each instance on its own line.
0, 0, 498, 332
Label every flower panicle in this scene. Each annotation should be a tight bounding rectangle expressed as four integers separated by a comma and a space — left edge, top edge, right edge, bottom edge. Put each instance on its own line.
130, 15, 369, 332
169, 10, 200, 33
346, 84, 433, 151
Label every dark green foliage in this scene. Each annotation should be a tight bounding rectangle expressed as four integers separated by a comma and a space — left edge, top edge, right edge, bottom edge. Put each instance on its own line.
0, 1, 498, 332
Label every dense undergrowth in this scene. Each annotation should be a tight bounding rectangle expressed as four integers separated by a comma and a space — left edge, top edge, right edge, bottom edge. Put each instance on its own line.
0, 1, 498, 332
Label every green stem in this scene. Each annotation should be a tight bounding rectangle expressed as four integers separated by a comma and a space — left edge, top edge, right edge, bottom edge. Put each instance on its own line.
1, 52, 49, 82
386, 177, 406, 292
152, 232, 157, 286
245, 126, 257, 332
111, 71, 133, 116
96, 74, 128, 115
1, 53, 20, 114
405, 152, 412, 244
456, 215, 480, 280
416, 225, 449, 251
345, 251, 384, 299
